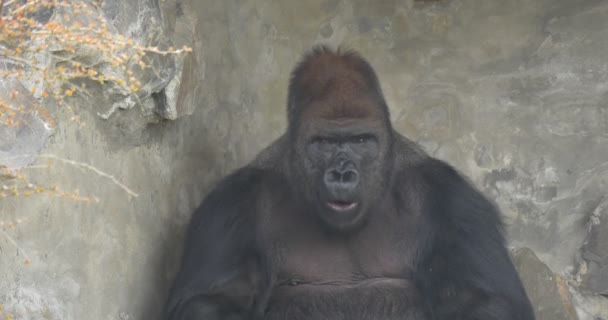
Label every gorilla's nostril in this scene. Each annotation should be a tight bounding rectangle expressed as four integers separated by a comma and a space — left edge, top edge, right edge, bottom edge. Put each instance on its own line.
331, 170, 341, 182
342, 170, 358, 184
325, 169, 358, 186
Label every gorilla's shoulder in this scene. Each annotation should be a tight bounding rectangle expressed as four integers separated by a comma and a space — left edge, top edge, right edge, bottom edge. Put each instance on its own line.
392, 132, 483, 200
392, 132, 429, 167
192, 136, 291, 219
187, 165, 285, 231
392, 132, 462, 181
249, 134, 288, 170
212, 165, 286, 197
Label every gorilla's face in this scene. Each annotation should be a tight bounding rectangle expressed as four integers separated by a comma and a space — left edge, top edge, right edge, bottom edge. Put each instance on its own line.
285, 48, 394, 232
293, 115, 392, 232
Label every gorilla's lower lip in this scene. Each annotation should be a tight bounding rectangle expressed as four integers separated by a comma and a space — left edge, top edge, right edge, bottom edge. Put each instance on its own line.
327, 201, 358, 212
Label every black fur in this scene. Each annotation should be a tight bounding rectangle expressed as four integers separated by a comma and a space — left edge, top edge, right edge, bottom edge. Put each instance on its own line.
164, 46, 534, 320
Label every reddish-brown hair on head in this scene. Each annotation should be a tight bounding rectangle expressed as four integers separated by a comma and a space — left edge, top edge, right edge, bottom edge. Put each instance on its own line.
287, 46, 390, 130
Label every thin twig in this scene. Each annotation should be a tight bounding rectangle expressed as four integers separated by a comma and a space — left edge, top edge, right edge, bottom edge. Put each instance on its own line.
9, 0, 43, 16
0, 54, 39, 68
0, 0, 5, 22
20, 164, 51, 170
1, 153, 139, 198
37, 154, 139, 197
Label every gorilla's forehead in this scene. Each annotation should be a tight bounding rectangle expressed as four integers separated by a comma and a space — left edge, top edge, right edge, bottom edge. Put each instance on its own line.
288, 46, 391, 130
303, 94, 384, 122
299, 74, 384, 120
299, 117, 387, 137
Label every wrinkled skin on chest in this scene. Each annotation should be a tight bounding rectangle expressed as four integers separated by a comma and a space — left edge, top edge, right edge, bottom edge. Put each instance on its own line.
257, 175, 432, 320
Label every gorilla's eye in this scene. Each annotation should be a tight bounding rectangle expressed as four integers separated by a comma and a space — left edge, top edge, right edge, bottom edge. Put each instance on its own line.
312, 136, 334, 145
351, 134, 374, 144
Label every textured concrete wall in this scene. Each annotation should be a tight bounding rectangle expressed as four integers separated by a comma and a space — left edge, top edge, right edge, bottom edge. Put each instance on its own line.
1, 0, 607, 319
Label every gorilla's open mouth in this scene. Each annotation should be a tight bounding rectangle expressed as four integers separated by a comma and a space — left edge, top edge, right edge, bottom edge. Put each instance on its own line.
327, 201, 358, 212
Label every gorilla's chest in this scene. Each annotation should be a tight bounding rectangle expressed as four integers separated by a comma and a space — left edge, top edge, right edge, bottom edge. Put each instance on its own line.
261, 203, 422, 282
258, 193, 429, 319
272, 225, 409, 282
263, 224, 427, 320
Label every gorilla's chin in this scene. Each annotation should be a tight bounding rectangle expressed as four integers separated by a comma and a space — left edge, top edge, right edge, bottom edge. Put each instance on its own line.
318, 202, 367, 232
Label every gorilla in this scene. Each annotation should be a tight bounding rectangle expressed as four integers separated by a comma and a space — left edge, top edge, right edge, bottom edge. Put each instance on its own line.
164, 46, 534, 320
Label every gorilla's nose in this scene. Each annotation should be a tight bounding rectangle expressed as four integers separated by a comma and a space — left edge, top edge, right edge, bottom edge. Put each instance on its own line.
324, 166, 359, 197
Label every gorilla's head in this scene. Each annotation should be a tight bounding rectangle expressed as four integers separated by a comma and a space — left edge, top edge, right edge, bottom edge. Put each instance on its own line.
286, 46, 394, 232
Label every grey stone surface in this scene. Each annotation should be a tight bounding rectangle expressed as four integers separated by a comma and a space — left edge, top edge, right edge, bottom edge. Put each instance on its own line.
580, 198, 608, 295
50, 0, 180, 122
513, 247, 579, 320
0, 80, 55, 169
1, 0, 607, 319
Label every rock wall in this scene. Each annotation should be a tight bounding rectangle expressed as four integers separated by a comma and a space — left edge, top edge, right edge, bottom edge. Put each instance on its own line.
1, 0, 607, 319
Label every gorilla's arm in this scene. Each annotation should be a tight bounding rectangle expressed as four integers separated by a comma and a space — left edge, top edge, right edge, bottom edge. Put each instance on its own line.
164, 169, 265, 320
419, 160, 534, 320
